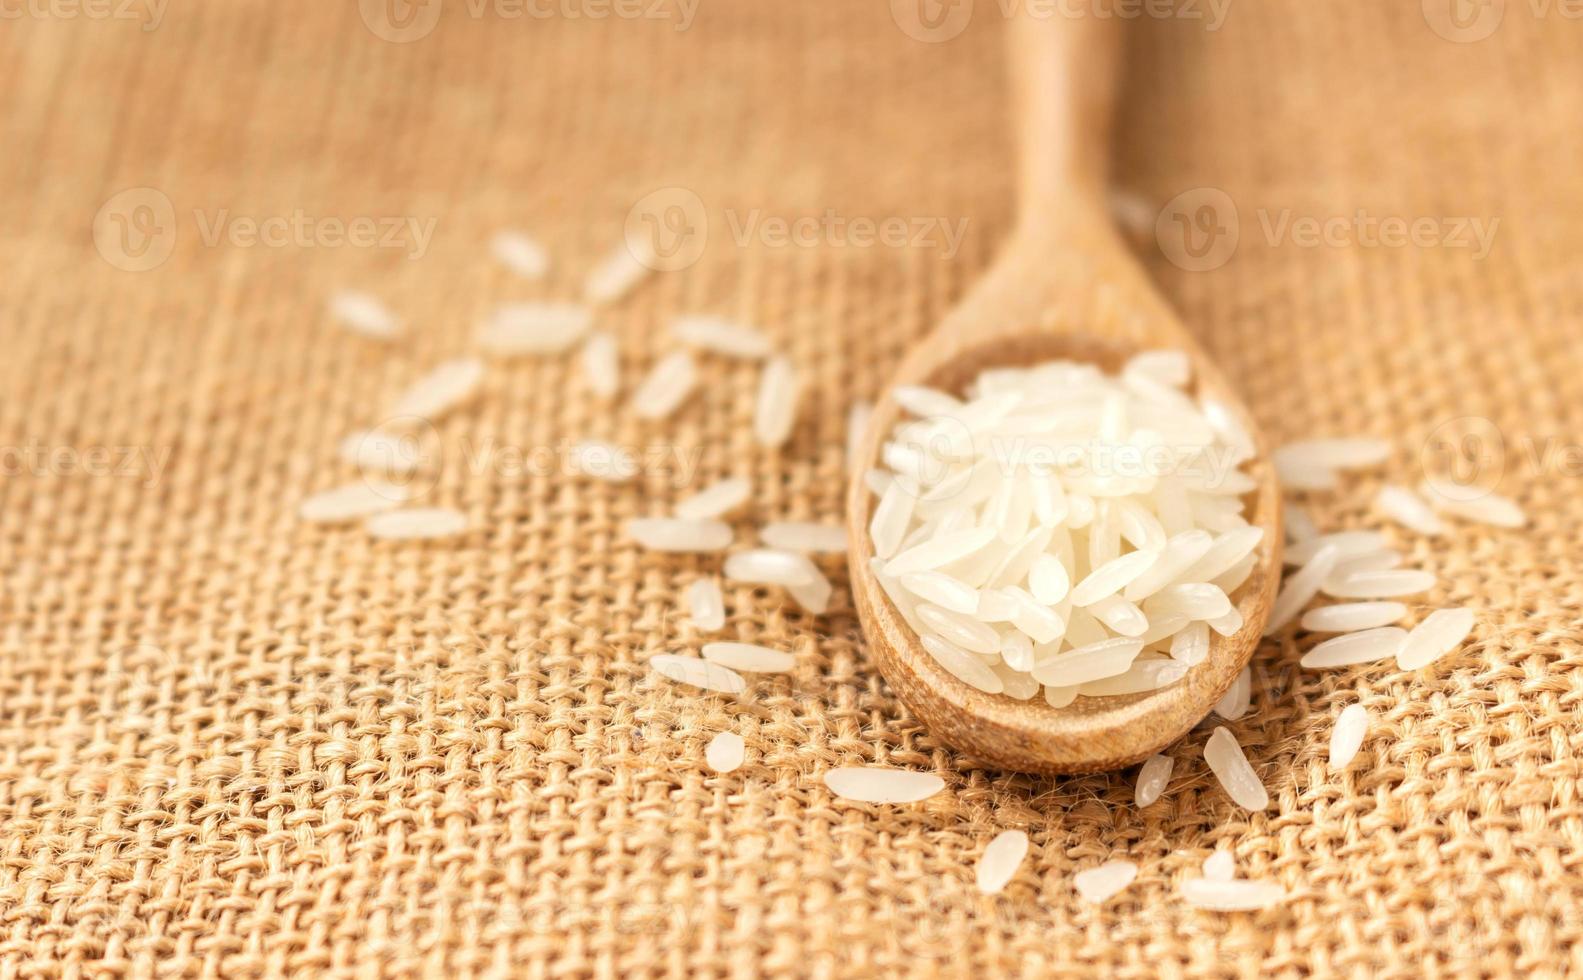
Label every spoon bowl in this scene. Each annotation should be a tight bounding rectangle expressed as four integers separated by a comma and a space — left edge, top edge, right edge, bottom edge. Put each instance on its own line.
844, 237, 1283, 773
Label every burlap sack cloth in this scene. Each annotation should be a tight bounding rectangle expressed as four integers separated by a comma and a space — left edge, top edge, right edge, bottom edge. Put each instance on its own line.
3, 2, 1580, 976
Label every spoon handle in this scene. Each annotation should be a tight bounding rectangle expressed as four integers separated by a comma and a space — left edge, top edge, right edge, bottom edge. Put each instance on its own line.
927, 11, 1192, 356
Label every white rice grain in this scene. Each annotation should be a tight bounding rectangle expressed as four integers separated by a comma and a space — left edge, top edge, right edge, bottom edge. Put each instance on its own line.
625, 517, 733, 552
1284, 531, 1389, 566
1322, 569, 1436, 599
846, 401, 874, 473
1274, 437, 1391, 471
365, 507, 467, 540
1263, 544, 1340, 635
300, 481, 408, 523
477, 302, 592, 354
754, 356, 801, 448
1170, 621, 1211, 665
1213, 666, 1251, 721
583, 241, 652, 305
1181, 878, 1286, 911
1329, 703, 1369, 769
1300, 602, 1406, 632
823, 767, 944, 803
921, 636, 1004, 693
688, 577, 726, 632
330, 289, 400, 339
1204, 726, 1268, 810
579, 331, 620, 398
724, 549, 818, 587
702, 642, 795, 673
1073, 860, 1137, 903
1202, 850, 1235, 882
1397, 607, 1476, 670
490, 231, 550, 278
1419, 481, 1526, 528
787, 568, 834, 615
338, 429, 428, 474
650, 654, 747, 694
1134, 754, 1173, 807
1299, 627, 1407, 668
670, 314, 773, 359
975, 830, 1030, 895
387, 358, 485, 422
630, 350, 698, 420
704, 731, 745, 773
569, 439, 639, 482
675, 477, 751, 520
1283, 502, 1319, 542
1076, 658, 1189, 696
1375, 484, 1444, 535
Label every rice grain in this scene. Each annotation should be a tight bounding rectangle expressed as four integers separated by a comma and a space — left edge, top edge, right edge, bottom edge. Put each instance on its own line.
1329, 703, 1369, 768
365, 507, 467, 540
670, 314, 773, 359
478, 302, 592, 354
300, 481, 408, 523
1134, 754, 1173, 807
387, 358, 486, 422
1397, 607, 1476, 670
688, 577, 726, 631
630, 350, 698, 420
650, 654, 747, 694
625, 517, 733, 552
975, 830, 1030, 895
490, 231, 550, 278
702, 642, 795, 673
675, 477, 750, 520
330, 289, 400, 339
704, 731, 745, 773
823, 767, 944, 803
1073, 860, 1137, 903
579, 331, 620, 398
1204, 726, 1268, 810
754, 356, 801, 448
1299, 627, 1407, 668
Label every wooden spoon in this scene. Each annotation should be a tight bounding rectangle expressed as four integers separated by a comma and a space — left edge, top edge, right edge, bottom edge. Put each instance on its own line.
843, 12, 1282, 774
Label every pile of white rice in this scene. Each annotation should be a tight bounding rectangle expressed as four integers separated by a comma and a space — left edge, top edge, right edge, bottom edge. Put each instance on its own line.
864, 351, 1264, 705
308, 232, 1528, 915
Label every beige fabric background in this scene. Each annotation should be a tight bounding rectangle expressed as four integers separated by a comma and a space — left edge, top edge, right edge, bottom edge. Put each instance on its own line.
3, 2, 1581, 976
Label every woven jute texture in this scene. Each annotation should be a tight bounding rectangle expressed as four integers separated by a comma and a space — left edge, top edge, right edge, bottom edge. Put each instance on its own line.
3, 2, 1582, 976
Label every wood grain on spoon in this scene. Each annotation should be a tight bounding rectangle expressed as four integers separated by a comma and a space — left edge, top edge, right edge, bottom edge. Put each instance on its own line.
843, 11, 1282, 774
